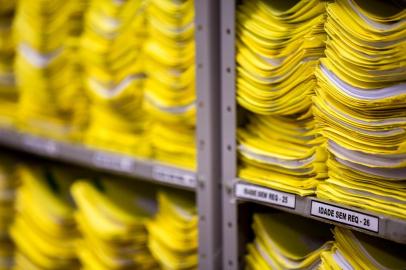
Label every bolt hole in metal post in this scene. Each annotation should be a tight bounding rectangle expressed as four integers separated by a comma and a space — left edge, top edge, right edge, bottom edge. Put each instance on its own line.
226, 28, 231, 35
227, 145, 232, 151
228, 222, 232, 228
199, 140, 205, 149
226, 106, 232, 112
198, 63, 203, 69
226, 67, 231, 73
197, 24, 203, 31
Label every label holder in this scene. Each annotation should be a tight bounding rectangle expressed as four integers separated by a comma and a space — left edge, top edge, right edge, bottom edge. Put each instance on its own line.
153, 166, 196, 188
310, 200, 379, 233
92, 152, 135, 173
235, 182, 296, 209
22, 136, 58, 156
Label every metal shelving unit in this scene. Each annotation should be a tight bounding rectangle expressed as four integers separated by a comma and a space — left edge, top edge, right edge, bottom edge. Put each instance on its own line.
0, 1, 222, 269
1, 1, 405, 269
220, 0, 406, 269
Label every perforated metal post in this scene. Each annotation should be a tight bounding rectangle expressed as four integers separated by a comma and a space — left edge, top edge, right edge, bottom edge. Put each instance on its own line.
220, 0, 241, 269
195, 0, 222, 269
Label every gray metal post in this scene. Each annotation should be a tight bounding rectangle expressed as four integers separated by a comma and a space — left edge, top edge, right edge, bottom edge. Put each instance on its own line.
220, 0, 241, 269
195, 0, 222, 269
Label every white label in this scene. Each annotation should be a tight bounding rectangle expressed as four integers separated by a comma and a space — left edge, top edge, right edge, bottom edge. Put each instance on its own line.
310, 201, 379, 233
153, 166, 196, 188
93, 152, 134, 172
235, 183, 296, 209
22, 136, 58, 156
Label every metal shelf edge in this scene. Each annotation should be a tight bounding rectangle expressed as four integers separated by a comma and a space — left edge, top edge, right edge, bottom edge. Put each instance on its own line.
234, 179, 406, 244
0, 127, 196, 191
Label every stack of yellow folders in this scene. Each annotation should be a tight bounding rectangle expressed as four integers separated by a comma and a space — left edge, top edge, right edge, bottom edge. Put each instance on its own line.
0, 0, 17, 125
246, 213, 333, 270
10, 165, 79, 269
82, 0, 151, 157
145, 0, 196, 169
64, 0, 89, 138
313, 0, 406, 218
236, 0, 328, 195
147, 191, 198, 269
0, 156, 17, 270
71, 180, 158, 270
319, 227, 406, 270
13, 0, 84, 140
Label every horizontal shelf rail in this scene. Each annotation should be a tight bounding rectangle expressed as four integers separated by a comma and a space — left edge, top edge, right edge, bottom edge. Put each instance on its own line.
0, 127, 196, 191
234, 180, 406, 244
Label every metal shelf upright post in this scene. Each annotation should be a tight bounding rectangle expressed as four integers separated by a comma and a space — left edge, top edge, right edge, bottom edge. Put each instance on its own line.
220, 0, 241, 269
195, 0, 222, 269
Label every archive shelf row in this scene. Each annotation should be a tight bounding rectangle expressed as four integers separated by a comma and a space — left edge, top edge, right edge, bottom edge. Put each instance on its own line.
221, 0, 406, 269
0, 127, 197, 190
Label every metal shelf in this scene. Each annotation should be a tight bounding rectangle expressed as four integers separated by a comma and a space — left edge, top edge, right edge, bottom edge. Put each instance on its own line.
220, 0, 406, 269
235, 179, 406, 245
0, 127, 196, 190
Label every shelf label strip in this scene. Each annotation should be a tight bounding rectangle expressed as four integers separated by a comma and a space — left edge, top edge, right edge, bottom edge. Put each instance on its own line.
310, 200, 379, 233
22, 136, 58, 156
153, 166, 196, 188
92, 152, 135, 173
235, 182, 296, 209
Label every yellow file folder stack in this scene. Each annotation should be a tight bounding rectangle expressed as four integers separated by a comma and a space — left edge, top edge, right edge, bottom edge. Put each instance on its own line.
319, 227, 406, 270
65, 0, 89, 138
81, 0, 151, 157
236, 0, 327, 195
245, 213, 333, 270
13, 0, 85, 140
0, 0, 17, 125
0, 157, 17, 270
10, 165, 79, 270
145, 0, 196, 169
147, 191, 198, 269
313, 0, 406, 218
71, 180, 158, 270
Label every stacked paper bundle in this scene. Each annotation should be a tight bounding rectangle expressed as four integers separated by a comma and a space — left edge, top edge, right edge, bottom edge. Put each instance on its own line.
71, 180, 158, 270
65, 0, 90, 138
10, 165, 79, 269
13, 0, 85, 140
236, 0, 328, 195
313, 0, 406, 218
69, 0, 88, 37
81, 0, 151, 157
238, 112, 328, 196
145, 0, 196, 169
147, 191, 198, 269
246, 213, 333, 270
0, 157, 17, 270
0, 0, 17, 125
319, 227, 406, 270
